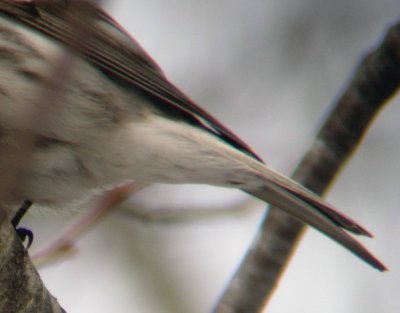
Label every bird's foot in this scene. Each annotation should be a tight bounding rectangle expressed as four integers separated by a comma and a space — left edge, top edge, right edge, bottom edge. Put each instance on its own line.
11, 200, 34, 249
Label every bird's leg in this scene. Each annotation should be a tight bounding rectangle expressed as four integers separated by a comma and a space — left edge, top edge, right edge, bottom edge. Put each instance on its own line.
11, 200, 34, 249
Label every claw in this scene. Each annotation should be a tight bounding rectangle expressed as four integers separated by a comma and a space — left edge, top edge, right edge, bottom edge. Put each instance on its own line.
15, 227, 34, 249
11, 200, 34, 249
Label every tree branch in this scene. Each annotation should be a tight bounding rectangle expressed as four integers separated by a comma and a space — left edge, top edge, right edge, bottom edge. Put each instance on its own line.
213, 19, 400, 313
0, 220, 65, 313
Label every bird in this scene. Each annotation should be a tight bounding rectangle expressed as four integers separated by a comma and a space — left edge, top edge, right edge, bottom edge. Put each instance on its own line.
0, 0, 386, 271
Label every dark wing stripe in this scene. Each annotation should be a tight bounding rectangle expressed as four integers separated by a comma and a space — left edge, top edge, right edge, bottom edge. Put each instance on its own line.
0, 0, 263, 162
276, 182, 372, 237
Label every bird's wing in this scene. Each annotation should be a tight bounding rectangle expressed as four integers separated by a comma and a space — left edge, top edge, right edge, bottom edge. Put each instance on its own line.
0, 0, 262, 161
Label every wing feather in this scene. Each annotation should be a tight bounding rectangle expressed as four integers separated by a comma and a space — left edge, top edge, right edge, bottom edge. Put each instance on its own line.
0, 0, 262, 161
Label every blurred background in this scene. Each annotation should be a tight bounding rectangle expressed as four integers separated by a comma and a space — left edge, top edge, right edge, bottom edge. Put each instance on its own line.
25, 0, 399, 312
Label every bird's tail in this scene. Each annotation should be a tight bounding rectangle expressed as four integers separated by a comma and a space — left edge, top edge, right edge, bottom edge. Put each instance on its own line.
135, 115, 386, 271
240, 163, 386, 271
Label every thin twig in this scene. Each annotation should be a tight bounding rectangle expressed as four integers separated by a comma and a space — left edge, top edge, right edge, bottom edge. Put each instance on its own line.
32, 182, 147, 266
213, 19, 400, 313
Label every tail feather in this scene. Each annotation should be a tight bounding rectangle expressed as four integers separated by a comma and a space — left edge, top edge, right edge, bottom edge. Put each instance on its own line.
255, 167, 373, 237
242, 169, 387, 271
282, 185, 372, 237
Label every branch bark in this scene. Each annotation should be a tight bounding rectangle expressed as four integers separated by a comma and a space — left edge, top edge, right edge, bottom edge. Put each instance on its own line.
0, 220, 65, 313
213, 19, 400, 313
